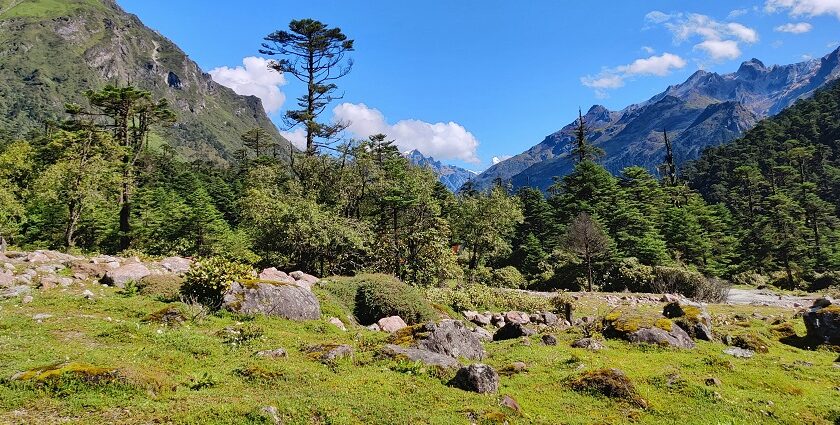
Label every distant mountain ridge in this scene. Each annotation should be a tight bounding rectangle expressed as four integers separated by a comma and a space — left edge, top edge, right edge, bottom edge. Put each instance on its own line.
0, 0, 290, 162
404, 149, 476, 192
473, 47, 840, 191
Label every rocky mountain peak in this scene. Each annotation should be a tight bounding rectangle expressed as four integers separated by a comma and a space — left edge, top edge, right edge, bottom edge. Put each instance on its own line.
736, 58, 768, 79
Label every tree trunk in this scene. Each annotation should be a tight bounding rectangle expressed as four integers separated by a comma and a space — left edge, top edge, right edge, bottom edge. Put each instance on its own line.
392, 208, 400, 277
0, 235, 7, 253
586, 253, 593, 292
65, 200, 81, 248
119, 177, 131, 251
306, 51, 316, 155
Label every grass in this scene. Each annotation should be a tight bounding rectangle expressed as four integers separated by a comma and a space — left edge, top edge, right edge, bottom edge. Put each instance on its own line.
1, 286, 839, 424
0, 0, 105, 19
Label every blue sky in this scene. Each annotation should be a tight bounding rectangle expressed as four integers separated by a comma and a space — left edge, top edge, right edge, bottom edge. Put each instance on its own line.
117, 0, 840, 171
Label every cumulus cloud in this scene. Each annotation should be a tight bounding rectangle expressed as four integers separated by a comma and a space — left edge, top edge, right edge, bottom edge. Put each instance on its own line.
333, 103, 480, 163
644, 11, 673, 24
492, 155, 512, 165
280, 127, 307, 150
765, 0, 840, 19
581, 53, 686, 95
774, 22, 814, 33
829, 40, 840, 48
646, 12, 759, 62
642, 46, 656, 54
727, 8, 750, 18
209, 57, 286, 114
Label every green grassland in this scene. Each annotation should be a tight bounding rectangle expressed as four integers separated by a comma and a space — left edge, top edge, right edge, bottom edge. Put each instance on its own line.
0, 285, 838, 424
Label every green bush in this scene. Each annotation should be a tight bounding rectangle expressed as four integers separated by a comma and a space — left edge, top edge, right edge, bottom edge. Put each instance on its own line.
180, 257, 254, 309
355, 274, 435, 325
425, 284, 552, 313
730, 271, 768, 287
651, 266, 730, 303
808, 270, 840, 291
464, 266, 493, 286
602, 257, 655, 292
139, 275, 184, 301
491, 266, 526, 289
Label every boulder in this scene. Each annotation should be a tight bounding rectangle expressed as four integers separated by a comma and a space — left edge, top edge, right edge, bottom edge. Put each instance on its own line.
541, 334, 557, 346
328, 317, 347, 331
500, 394, 522, 413
223, 281, 320, 320
305, 344, 353, 363
449, 364, 499, 394
723, 347, 754, 358
255, 348, 288, 359
628, 324, 695, 349
381, 344, 460, 369
159, 257, 192, 274
571, 337, 606, 350
378, 316, 408, 333
416, 320, 485, 360
663, 302, 714, 341
259, 268, 296, 284
493, 322, 535, 341
0, 271, 14, 287
803, 298, 840, 345
0, 285, 31, 298
289, 271, 319, 290
25, 251, 50, 263
100, 263, 151, 288
472, 327, 493, 342
504, 311, 530, 325
603, 311, 695, 348
541, 311, 559, 326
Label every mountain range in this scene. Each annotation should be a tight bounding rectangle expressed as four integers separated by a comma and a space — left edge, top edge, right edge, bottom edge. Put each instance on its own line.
0, 0, 289, 162
471, 47, 840, 191
404, 149, 476, 192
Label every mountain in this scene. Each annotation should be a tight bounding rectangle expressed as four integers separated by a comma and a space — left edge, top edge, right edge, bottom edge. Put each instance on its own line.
0, 0, 289, 162
404, 149, 476, 192
474, 47, 840, 191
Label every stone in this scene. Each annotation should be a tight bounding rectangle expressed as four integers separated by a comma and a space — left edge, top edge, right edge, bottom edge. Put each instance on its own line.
32, 313, 52, 321
628, 324, 696, 349
255, 348, 288, 359
260, 406, 281, 425
380, 344, 460, 369
449, 364, 499, 394
723, 347, 755, 358
328, 317, 347, 331
472, 326, 493, 342
378, 315, 408, 333
663, 302, 714, 341
100, 263, 151, 288
306, 344, 352, 363
472, 312, 492, 326
541, 334, 557, 346
571, 337, 606, 350
22, 295, 33, 304
493, 322, 535, 341
504, 311, 530, 325
506, 361, 528, 374
258, 267, 295, 284
25, 252, 50, 263
0, 285, 31, 298
705, 377, 721, 386
803, 299, 840, 345
290, 271, 319, 290
366, 323, 381, 331
81, 290, 95, 300
223, 281, 320, 321
0, 272, 14, 287
159, 257, 192, 274
541, 311, 559, 326
416, 320, 485, 360
499, 394, 522, 413
491, 313, 505, 326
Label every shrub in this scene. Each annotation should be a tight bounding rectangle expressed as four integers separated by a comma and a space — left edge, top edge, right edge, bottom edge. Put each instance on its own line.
355, 274, 435, 325
568, 368, 646, 408
425, 284, 552, 313
464, 266, 493, 286
139, 275, 184, 301
730, 271, 768, 287
550, 292, 575, 321
651, 266, 730, 302
808, 271, 840, 291
180, 257, 254, 309
602, 257, 654, 292
490, 266, 526, 289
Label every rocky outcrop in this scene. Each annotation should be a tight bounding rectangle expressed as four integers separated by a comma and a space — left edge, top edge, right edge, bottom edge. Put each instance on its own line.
223, 281, 320, 320
803, 298, 840, 345
493, 322, 535, 341
663, 302, 714, 341
380, 344, 460, 369
449, 364, 499, 393
100, 263, 151, 288
603, 310, 696, 349
416, 320, 486, 360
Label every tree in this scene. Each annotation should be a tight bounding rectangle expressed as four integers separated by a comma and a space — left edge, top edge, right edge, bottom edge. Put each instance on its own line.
565, 212, 611, 291
70, 86, 175, 251
659, 130, 677, 186
261, 19, 354, 155
240, 127, 274, 158
570, 109, 604, 163
452, 187, 524, 270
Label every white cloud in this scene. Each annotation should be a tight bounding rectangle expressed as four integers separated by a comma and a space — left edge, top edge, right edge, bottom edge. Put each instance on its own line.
774, 22, 814, 33
727, 8, 749, 18
829, 40, 840, 48
209, 57, 286, 114
694, 39, 742, 60
644, 11, 673, 23
802, 54, 814, 59
280, 127, 307, 150
581, 53, 686, 94
333, 103, 480, 163
642, 46, 656, 54
765, 0, 840, 19
492, 155, 512, 165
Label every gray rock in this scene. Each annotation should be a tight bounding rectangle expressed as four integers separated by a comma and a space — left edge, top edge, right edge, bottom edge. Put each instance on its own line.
542, 311, 558, 326
472, 327, 493, 342
705, 377, 721, 386
0, 285, 31, 298
328, 317, 347, 331
505, 311, 530, 325
260, 406, 281, 425
493, 322, 535, 341
21, 295, 33, 304
378, 315, 408, 333
289, 271, 319, 285
159, 257, 192, 274
541, 334, 557, 346
449, 364, 499, 393
0, 272, 14, 287
416, 320, 485, 360
724, 347, 755, 358
803, 299, 840, 345
255, 348, 288, 359
223, 281, 320, 320
366, 323, 381, 331
32, 313, 52, 321
381, 344, 460, 369
663, 302, 714, 341
100, 263, 151, 288
571, 337, 606, 350
258, 267, 295, 284
81, 290, 95, 300
25, 252, 50, 263
500, 394, 522, 413
307, 344, 353, 362
628, 324, 695, 349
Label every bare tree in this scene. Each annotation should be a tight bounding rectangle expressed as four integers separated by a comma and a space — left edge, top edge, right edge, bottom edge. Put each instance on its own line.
565, 212, 610, 291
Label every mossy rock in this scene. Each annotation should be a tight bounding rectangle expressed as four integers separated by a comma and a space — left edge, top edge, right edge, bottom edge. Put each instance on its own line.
568, 368, 647, 408
143, 305, 186, 326
603, 310, 672, 335
731, 334, 770, 353
387, 324, 430, 346
12, 362, 118, 384
770, 322, 798, 339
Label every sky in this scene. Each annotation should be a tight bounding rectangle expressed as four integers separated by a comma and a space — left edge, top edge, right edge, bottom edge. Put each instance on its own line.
116, 0, 840, 171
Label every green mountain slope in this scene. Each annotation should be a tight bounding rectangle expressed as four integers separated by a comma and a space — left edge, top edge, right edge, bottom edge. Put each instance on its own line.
0, 0, 290, 162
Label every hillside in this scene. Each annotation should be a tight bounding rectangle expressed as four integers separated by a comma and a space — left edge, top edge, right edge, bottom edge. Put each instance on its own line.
473, 48, 840, 191
0, 0, 290, 162
405, 149, 476, 192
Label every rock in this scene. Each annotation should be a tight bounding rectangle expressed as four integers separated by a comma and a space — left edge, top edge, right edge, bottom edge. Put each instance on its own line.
663, 302, 714, 341
504, 311, 530, 325
260, 406, 281, 425
32, 313, 52, 321
472, 326, 493, 342
159, 257, 192, 274
628, 324, 695, 349
473, 312, 492, 326
366, 323, 381, 331
541, 311, 558, 326
81, 290, 95, 300
571, 337, 606, 350
380, 344, 460, 369
290, 271, 319, 285
258, 267, 295, 284
306, 344, 352, 363
416, 320, 485, 360
21, 295, 33, 304
723, 347, 755, 358
499, 361, 528, 375
705, 377, 721, 386
223, 281, 320, 321
100, 263, 151, 288
491, 313, 505, 326
26, 252, 50, 263
463, 311, 479, 322
328, 317, 347, 331
803, 299, 840, 345
541, 334, 557, 346
493, 322, 535, 341
255, 348, 288, 359
377, 315, 408, 333
449, 364, 499, 394
499, 394, 522, 413
0, 285, 31, 298
0, 272, 15, 287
